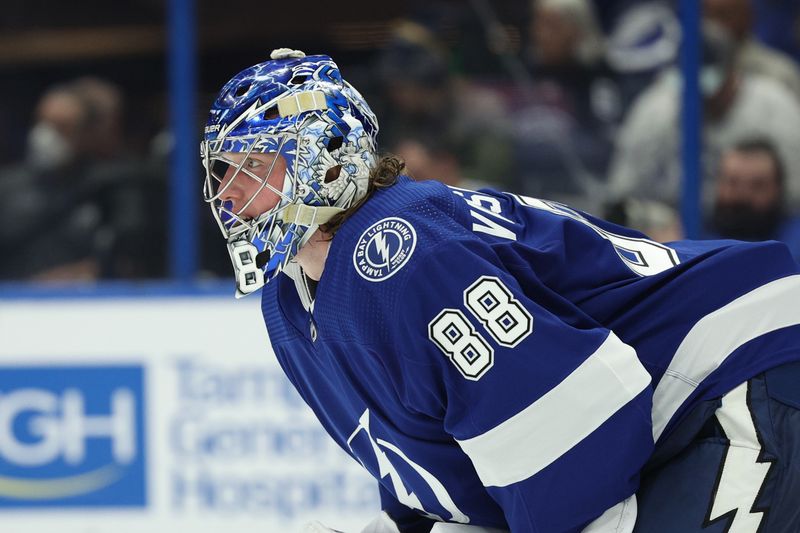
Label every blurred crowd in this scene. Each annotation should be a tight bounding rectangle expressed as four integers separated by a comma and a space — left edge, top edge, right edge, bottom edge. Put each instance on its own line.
2, 0, 800, 283
0, 77, 168, 281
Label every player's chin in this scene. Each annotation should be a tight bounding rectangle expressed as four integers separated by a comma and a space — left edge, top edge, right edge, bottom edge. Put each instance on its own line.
243, 201, 278, 221
239, 208, 262, 221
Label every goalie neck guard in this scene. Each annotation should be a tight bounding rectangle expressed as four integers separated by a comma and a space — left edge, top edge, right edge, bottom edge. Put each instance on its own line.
201, 48, 379, 297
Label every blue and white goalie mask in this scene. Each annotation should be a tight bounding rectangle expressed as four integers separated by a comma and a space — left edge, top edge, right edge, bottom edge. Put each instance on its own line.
202, 48, 379, 297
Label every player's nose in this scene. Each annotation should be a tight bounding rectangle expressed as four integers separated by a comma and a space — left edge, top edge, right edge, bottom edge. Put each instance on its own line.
217, 165, 242, 203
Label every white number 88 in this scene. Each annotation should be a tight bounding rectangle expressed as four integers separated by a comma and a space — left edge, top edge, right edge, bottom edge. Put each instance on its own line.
464, 276, 533, 348
428, 309, 495, 380
428, 276, 534, 380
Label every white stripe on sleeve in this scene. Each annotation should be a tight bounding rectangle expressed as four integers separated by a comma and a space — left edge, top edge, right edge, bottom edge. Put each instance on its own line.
456, 332, 651, 488
651, 274, 800, 442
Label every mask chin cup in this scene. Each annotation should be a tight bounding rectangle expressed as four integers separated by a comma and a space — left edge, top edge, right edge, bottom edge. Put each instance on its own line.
228, 240, 265, 298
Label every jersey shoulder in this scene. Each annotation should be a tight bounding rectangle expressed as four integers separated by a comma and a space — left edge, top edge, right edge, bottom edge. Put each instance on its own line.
335, 176, 479, 273
314, 178, 482, 342
349, 176, 469, 233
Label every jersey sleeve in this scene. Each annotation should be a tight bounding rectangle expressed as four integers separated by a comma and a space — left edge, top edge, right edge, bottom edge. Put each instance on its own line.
391, 237, 654, 532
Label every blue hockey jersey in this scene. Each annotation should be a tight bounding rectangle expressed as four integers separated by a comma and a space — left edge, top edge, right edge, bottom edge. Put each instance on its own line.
261, 176, 800, 532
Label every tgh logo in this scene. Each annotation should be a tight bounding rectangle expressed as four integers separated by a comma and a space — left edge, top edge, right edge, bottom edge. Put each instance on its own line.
0, 365, 146, 507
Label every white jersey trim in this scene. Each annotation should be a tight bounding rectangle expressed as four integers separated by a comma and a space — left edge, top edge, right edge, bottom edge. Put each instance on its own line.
652, 274, 800, 442
455, 332, 651, 488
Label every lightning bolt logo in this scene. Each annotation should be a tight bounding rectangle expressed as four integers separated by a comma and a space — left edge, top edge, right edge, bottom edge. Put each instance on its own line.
349, 410, 428, 516
353, 217, 417, 282
372, 231, 393, 270
705, 381, 773, 532
347, 409, 469, 524
216, 98, 275, 140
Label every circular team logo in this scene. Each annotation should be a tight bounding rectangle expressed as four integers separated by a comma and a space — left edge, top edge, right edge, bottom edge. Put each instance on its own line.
353, 217, 417, 282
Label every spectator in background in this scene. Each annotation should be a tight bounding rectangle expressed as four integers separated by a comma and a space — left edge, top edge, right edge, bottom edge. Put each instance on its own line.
707, 139, 800, 261
509, 0, 622, 211
608, 22, 800, 210
603, 1, 682, 105
0, 77, 165, 281
392, 135, 490, 191
530, 0, 605, 67
374, 19, 510, 188
704, 0, 800, 101
27, 77, 124, 172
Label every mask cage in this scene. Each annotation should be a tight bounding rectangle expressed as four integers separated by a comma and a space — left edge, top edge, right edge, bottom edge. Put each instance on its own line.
201, 132, 299, 242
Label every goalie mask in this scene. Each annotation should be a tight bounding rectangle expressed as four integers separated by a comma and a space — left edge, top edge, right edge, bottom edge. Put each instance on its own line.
202, 48, 379, 297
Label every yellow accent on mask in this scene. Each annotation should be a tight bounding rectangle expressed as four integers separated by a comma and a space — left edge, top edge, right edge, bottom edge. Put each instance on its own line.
277, 90, 327, 117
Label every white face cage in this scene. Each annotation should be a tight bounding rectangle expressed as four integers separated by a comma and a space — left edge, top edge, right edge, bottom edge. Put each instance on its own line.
201, 132, 299, 243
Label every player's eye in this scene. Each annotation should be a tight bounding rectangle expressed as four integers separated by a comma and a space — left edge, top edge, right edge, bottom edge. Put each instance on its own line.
245, 158, 262, 170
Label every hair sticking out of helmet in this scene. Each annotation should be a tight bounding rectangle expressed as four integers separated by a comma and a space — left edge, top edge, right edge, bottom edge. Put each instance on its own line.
201, 48, 379, 298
